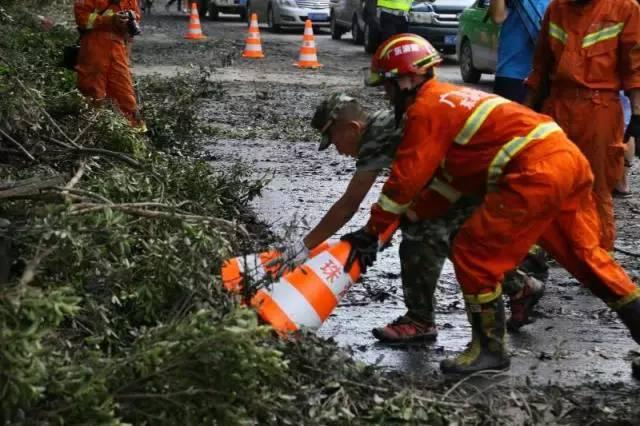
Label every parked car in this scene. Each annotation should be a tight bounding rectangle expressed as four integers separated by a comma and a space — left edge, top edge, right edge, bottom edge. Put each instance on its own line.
197, 0, 248, 20
330, 0, 472, 54
456, 0, 499, 83
248, 0, 331, 32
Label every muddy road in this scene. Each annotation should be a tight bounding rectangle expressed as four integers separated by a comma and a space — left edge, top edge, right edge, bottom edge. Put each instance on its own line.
133, 9, 640, 394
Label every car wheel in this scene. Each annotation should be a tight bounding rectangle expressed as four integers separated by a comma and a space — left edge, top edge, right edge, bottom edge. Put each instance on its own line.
330, 14, 342, 40
352, 15, 364, 45
363, 22, 379, 53
208, 4, 220, 20
267, 6, 280, 32
460, 39, 482, 84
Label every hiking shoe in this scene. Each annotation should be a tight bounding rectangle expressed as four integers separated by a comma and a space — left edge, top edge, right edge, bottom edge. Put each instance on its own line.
372, 315, 437, 343
507, 277, 544, 331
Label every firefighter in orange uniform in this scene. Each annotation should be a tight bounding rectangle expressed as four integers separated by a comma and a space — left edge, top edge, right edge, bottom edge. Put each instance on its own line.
340, 34, 640, 375
74, 0, 144, 128
525, 0, 640, 251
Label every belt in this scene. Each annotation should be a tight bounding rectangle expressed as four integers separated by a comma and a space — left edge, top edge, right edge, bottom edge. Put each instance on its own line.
378, 7, 409, 17
550, 86, 619, 100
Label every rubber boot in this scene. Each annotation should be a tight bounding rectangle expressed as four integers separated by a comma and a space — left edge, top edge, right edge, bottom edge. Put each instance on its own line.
616, 297, 640, 345
440, 298, 510, 374
507, 276, 545, 331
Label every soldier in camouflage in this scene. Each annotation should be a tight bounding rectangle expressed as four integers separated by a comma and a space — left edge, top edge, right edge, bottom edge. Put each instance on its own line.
278, 92, 545, 342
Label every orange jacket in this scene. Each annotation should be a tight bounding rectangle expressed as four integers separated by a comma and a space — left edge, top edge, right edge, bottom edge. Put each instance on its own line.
527, 0, 640, 92
74, 0, 140, 40
367, 80, 570, 233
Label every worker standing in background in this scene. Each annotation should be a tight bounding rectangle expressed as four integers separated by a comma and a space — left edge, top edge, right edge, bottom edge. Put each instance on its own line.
74, 0, 145, 130
373, 0, 412, 42
489, 0, 549, 102
613, 93, 635, 197
346, 34, 640, 374
525, 0, 640, 251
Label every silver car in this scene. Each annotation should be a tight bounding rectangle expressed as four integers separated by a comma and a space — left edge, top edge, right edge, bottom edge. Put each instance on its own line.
248, 0, 331, 31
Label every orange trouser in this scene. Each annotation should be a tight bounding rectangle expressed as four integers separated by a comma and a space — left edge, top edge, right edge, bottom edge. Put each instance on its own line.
76, 33, 139, 125
542, 91, 625, 251
451, 136, 637, 306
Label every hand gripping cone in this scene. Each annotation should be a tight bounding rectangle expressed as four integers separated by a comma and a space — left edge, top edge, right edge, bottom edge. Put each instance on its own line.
184, 2, 207, 40
242, 14, 265, 58
221, 223, 398, 334
294, 20, 322, 69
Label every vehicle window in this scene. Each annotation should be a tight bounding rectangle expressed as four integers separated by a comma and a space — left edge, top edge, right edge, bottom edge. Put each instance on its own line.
477, 0, 490, 8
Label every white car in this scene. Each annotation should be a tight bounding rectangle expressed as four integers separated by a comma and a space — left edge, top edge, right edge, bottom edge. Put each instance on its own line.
248, 0, 331, 31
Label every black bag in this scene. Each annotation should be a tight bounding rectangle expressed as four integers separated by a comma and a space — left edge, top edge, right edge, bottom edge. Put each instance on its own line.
62, 44, 80, 70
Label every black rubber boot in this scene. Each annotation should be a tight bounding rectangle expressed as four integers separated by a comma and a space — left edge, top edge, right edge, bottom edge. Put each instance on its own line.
616, 297, 640, 345
440, 297, 510, 374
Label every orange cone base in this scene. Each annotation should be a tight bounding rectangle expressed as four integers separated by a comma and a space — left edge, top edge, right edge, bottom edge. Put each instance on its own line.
294, 62, 323, 69
243, 51, 264, 58
185, 34, 207, 40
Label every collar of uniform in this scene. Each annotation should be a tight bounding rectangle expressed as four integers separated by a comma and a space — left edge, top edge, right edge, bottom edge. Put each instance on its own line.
416, 78, 438, 97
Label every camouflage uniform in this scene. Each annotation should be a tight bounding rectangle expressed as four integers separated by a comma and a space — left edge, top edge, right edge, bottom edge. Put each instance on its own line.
312, 93, 529, 324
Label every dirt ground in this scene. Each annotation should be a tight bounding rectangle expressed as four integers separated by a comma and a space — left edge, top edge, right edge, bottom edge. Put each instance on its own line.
132, 8, 640, 420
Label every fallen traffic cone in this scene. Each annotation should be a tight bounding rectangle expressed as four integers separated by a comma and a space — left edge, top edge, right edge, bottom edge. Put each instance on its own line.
242, 13, 265, 58
294, 20, 322, 69
184, 2, 207, 40
221, 222, 398, 333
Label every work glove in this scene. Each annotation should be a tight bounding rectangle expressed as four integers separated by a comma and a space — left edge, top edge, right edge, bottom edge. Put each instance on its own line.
268, 239, 310, 272
340, 227, 378, 274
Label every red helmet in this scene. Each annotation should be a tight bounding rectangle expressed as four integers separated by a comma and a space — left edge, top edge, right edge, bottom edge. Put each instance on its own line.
366, 34, 442, 87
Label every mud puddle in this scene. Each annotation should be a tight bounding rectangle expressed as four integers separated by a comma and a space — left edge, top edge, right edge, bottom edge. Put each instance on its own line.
208, 138, 640, 388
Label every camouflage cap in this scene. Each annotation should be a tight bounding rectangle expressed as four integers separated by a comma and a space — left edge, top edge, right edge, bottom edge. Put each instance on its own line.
311, 92, 357, 151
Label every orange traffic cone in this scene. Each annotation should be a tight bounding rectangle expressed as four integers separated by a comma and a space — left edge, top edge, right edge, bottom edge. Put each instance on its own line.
294, 20, 322, 69
184, 3, 207, 40
242, 13, 265, 58
221, 223, 398, 333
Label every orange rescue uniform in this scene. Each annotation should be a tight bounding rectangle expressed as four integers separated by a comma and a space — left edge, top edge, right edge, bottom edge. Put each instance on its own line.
368, 80, 639, 306
74, 0, 142, 126
526, 0, 640, 250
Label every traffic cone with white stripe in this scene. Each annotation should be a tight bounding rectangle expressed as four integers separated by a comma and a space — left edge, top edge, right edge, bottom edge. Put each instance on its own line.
242, 13, 265, 58
221, 223, 398, 334
184, 2, 207, 40
294, 20, 322, 69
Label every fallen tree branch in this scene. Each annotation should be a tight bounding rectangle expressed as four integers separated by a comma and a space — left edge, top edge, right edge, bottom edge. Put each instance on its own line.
0, 127, 36, 161
0, 175, 66, 199
69, 203, 247, 236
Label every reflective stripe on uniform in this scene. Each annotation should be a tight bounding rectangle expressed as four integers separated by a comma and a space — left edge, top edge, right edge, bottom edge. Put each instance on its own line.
454, 97, 509, 145
86, 9, 114, 30
428, 177, 462, 203
549, 22, 568, 44
378, 193, 411, 214
86, 12, 99, 29
582, 22, 624, 48
610, 288, 640, 311
486, 122, 562, 190
464, 284, 502, 305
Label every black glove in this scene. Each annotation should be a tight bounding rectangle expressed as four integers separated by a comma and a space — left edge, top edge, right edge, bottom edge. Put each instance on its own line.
625, 114, 640, 144
340, 227, 378, 274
